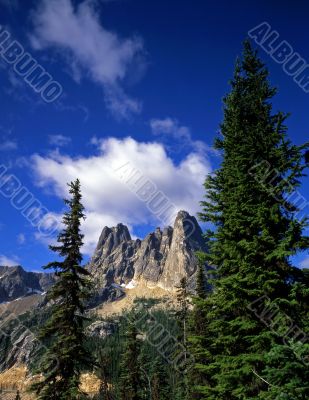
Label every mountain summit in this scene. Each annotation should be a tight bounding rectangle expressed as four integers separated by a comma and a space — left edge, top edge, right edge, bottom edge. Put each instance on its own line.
89, 210, 207, 297
0, 211, 207, 305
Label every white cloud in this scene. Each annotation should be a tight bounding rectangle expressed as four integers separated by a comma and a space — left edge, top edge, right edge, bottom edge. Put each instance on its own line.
0, 254, 20, 266
150, 117, 218, 156
299, 256, 309, 269
30, 0, 144, 119
31, 137, 211, 255
48, 134, 71, 147
0, 139, 18, 151
151, 118, 191, 139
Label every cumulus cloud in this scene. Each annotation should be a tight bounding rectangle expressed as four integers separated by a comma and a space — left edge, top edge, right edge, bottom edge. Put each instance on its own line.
0, 254, 20, 266
150, 117, 218, 156
29, 0, 144, 119
151, 118, 191, 140
48, 134, 71, 147
31, 137, 211, 255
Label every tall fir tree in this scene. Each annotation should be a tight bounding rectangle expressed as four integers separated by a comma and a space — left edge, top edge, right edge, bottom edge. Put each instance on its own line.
175, 277, 191, 400
175, 277, 190, 355
195, 253, 208, 299
189, 41, 309, 399
31, 179, 92, 400
119, 320, 144, 400
150, 357, 169, 400
187, 256, 209, 400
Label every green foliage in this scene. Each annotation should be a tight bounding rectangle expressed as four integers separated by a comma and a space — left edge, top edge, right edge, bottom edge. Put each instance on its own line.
195, 254, 208, 299
150, 357, 170, 400
176, 277, 190, 332
118, 319, 144, 400
30, 179, 92, 400
189, 41, 309, 399
91, 299, 184, 399
187, 260, 209, 400
93, 347, 115, 400
3, 40, 308, 400
174, 277, 191, 400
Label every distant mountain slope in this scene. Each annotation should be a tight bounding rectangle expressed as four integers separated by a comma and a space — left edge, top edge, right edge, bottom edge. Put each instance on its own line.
0, 266, 55, 303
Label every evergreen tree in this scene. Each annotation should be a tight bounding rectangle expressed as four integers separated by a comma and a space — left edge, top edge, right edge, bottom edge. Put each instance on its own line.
190, 41, 309, 399
175, 277, 191, 400
31, 179, 92, 400
195, 253, 208, 299
95, 348, 115, 400
119, 320, 144, 400
150, 357, 169, 400
175, 277, 190, 355
187, 257, 209, 399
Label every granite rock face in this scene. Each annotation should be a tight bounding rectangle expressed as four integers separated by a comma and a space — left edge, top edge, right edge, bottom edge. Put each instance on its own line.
0, 266, 55, 303
89, 210, 208, 294
90, 224, 140, 289
1, 329, 36, 370
158, 211, 207, 290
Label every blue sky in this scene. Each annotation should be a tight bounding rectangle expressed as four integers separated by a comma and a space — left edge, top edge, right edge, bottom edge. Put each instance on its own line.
0, 0, 308, 271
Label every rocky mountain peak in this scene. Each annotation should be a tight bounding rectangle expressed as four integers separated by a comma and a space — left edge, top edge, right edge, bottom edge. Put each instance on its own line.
89, 210, 208, 296
174, 210, 205, 249
158, 210, 206, 289
0, 211, 207, 304
91, 223, 132, 264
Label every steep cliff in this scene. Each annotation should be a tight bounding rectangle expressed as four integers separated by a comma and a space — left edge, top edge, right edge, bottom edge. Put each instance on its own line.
89, 210, 207, 293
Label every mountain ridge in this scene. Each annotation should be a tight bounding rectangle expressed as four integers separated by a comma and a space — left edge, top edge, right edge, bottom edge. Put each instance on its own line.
89, 210, 208, 299
0, 210, 207, 305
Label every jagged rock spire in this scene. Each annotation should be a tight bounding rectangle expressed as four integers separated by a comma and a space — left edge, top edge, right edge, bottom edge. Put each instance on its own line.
89, 210, 207, 292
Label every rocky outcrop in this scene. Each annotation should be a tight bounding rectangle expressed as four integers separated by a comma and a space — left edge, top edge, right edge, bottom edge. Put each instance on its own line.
89, 210, 208, 294
0, 266, 55, 303
86, 321, 116, 339
90, 224, 140, 289
157, 211, 207, 290
133, 226, 172, 284
0, 316, 39, 372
